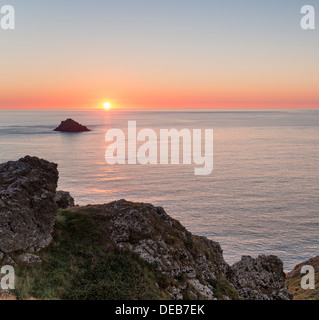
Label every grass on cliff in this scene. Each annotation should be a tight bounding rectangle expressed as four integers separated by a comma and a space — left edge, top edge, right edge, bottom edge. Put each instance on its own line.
286, 273, 319, 300
13, 209, 171, 300
12, 206, 240, 300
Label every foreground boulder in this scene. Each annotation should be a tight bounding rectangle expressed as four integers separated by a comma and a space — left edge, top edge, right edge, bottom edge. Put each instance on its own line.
54, 119, 90, 132
56, 191, 75, 209
229, 255, 292, 300
0, 156, 58, 253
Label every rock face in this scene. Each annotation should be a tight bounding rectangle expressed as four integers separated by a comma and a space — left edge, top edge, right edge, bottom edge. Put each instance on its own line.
74, 200, 292, 300
0, 155, 293, 300
76, 200, 234, 300
56, 191, 75, 209
228, 255, 292, 300
0, 156, 58, 253
54, 118, 90, 132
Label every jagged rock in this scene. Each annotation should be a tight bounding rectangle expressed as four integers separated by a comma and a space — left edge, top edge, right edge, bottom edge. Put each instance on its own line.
0, 156, 295, 301
74, 200, 231, 300
285, 255, 319, 299
188, 279, 215, 300
71, 200, 292, 300
18, 253, 42, 264
167, 286, 184, 300
229, 255, 292, 300
54, 118, 90, 132
0, 156, 58, 253
56, 191, 75, 209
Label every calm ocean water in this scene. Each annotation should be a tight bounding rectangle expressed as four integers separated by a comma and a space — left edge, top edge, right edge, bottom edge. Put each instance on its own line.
0, 109, 318, 270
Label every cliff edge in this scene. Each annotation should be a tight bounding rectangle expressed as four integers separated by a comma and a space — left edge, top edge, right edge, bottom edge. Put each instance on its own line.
0, 156, 292, 300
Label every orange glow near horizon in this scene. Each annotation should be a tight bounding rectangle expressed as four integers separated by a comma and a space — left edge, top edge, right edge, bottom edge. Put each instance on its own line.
1, 2, 319, 110
1, 50, 319, 110
1, 86, 319, 110
1, 75, 319, 110
103, 102, 111, 110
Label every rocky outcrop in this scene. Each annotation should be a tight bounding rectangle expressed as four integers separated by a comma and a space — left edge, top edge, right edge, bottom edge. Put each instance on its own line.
73, 200, 292, 300
56, 191, 75, 209
0, 156, 293, 300
0, 156, 58, 253
76, 200, 235, 300
54, 119, 90, 132
228, 255, 292, 300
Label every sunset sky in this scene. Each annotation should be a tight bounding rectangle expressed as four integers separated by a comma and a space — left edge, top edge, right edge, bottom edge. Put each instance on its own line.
0, 0, 318, 109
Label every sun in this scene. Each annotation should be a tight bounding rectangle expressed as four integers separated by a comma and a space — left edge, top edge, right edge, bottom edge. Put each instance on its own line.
103, 102, 111, 110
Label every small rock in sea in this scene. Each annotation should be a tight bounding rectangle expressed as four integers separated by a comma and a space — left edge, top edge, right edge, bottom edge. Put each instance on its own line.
54, 118, 91, 132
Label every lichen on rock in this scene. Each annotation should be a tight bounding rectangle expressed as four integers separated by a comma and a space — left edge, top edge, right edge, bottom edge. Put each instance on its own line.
0, 156, 58, 253
228, 255, 292, 300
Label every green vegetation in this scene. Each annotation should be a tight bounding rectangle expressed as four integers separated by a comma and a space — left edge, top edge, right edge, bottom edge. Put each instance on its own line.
9, 205, 240, 300
13, 209, 171, 300
208, 274, 242, 300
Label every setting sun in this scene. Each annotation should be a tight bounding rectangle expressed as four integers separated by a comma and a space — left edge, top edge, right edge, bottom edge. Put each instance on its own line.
103, 102, 111, 110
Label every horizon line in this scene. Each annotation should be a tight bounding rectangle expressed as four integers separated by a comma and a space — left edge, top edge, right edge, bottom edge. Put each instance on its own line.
1, 106, 319, 111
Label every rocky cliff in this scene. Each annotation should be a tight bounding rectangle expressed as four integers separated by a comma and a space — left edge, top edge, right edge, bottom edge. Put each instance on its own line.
72, 200, 237, 300
0, 156, 292, 300
0, 156, 58, 253
68, 200, 291, 300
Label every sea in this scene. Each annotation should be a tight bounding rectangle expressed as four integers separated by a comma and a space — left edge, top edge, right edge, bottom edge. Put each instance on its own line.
0, 108, 318, 270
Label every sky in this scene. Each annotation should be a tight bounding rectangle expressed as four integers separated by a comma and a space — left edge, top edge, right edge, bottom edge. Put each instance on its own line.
0, 0, 318, 109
